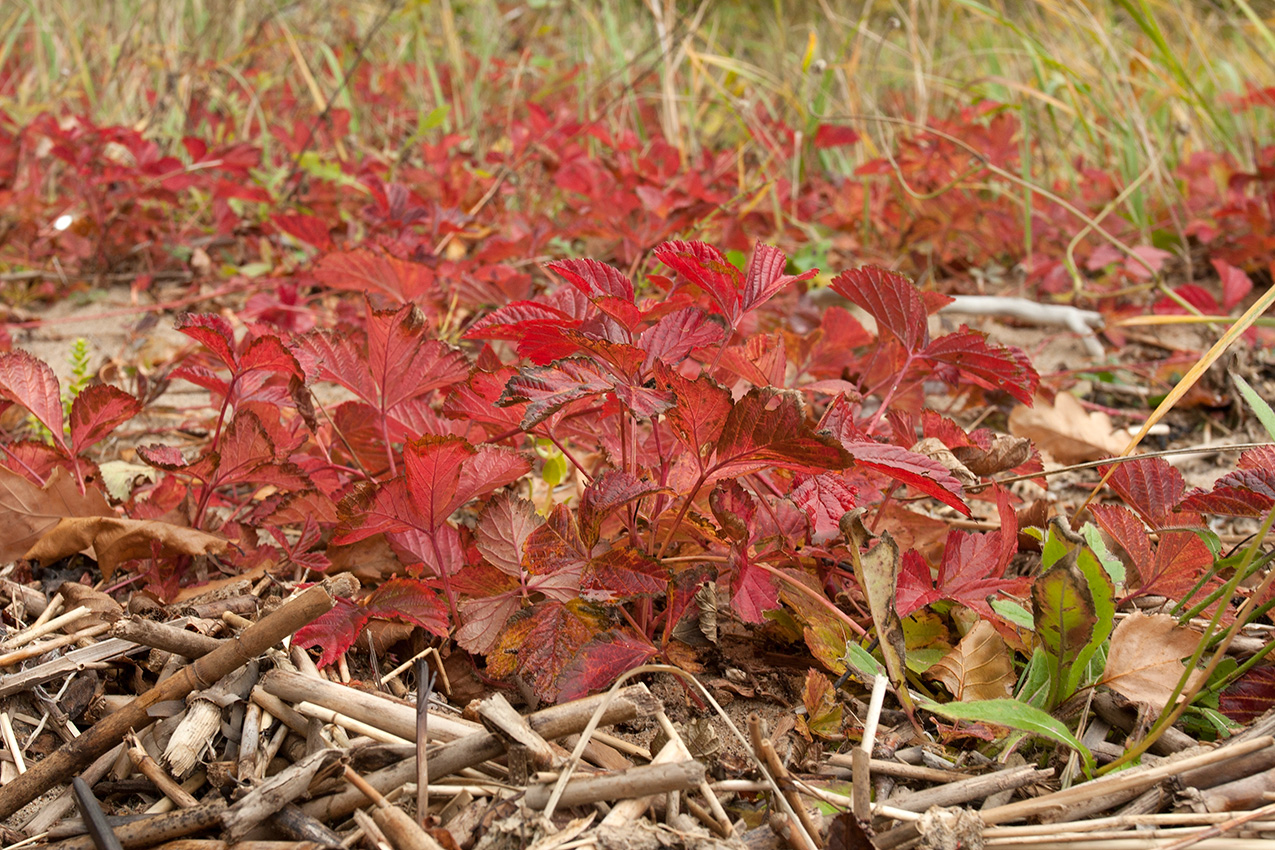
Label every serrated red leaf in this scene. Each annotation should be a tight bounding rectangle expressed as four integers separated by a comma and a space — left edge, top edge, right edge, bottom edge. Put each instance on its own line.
456, 580, 522, 654
171, 365, 231, 398
391, 524, 466, 578
922, 329, 1039, 404
546, 257, 635, 302
476, 492, 543, 577
137, 443, 198, 473
578, 470, 667, 546
556, 628, 657, 702
1179, 484, 1275, 517
729, 548, 779, 623
294, 597, 369, 668
1090, 503, 1154, 567
742, 241, 816, 315
840, 441, 970, 515
500, 358, 614, 429
711, 387, 852, 480
1136, 531, 1216, 602
68, 384, 141, 455
656, 363, 732, 460
211, 409, 310, 490
237, 335, 303, 379
487, 599, 611, 702
0, 440, 67, 484
1102, 457, 1188, 527
0, 350, 67, 453
581, 547, 667, 602
813, 123, 860, 148
272, 212, 334, 251
1221, 664, 1275, 724
896, 549, 935, 616
175, 313, 238, 372
709, 480, 757, 543
523, 503, 587, 589
654, 240, 743, 325
1215, 258, 1254, 312
403, 435, 530, 529
314, 247, 440, 304
791, 473, 859, 543
639, 307, 725, 370
828, 267, 945, 353
292, 331, 378, 406
443, 366, 527, 435
334, 479, 416, 544
366, 303, 470, 410
363, 577, 449, 636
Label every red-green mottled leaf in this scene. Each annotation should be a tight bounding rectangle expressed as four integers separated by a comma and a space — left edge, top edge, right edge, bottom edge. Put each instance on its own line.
922, 328, 1039, 405
1221, 664, 1275, 724
175, 313, 237, 372
829, 267, 946, 354
710, 387, 852, 480
0, 351, 67, 453
487, 599, 611, 702
363, 577, 449, 637
557, 628, 657, 702
69, 384, 141, 454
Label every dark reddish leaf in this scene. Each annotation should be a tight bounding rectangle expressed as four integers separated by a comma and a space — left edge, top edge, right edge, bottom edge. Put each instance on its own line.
655, 363, 732, 460
653, 240, 743, 325
487, 599, 612, 702
1089, 504, 1153, 568
813, 124, 861, 149
314, 248, 440, 303
711, 387, 852, 480
1215, 258, 1254, 312
500, 358, 614, 429
404, 435, 530, 529
210, 410, 310, 490
546, 257, 634, 302
363, 577, 449, 637
1179, 484, 1275, 517
476, 492, 543, 577
922, 329, 1039, 404
741, 241, 817, 316
557, 628, 658, 701
639, 307, 725, 370
0, 350, 67, 453
69, 384, 141, 454
522, 504, 588, 591
443, 366, 527, 434
175, 313, 238, 372
791, 473, 859, 543
294, 597, 369, 668
1221, 664, 1275, 724
581, 547, 667, 601
392, 524, 466, 578
1134, 531, 1216, 602
710, 480, 758, 543
899, 522, 1028, 621
137, 444, 199, 474
896, 549, 935, 617
841, 441, 970, 515
828, 267, 945, 354
729, 548, 779, 623
578, 470, 667, 546
333, 479, 417, 544
237, 335, 303, 379
272, 213, 334, 251
1102, 457, 1188, 527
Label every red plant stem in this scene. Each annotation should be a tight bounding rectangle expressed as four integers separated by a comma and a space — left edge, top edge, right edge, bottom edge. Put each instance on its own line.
428, 529, 462, 632
861, 353, 921, 435
545, 431, 591, 482
657, 471, 708, 560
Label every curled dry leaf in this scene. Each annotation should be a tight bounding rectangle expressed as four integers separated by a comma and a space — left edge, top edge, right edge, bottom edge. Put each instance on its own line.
911, 437, 978, 487
1098, 612, 1206, 712
26, 517, 228, 579
1008, 392, 1128, 464
925, 619, 1015, 701
0, 466, 114, 566
951, 434, 1032, 476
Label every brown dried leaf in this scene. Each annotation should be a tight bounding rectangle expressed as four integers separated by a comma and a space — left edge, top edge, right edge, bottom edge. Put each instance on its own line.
58, 581, 124, 626
0, 466, 114, 566
1099, 613, 1206, 711
951, 434, 1032, 476
911, 437, 977, 487
26, 517, 228, 579
924, 619, 1014, 701
1008, 393, 1127, 464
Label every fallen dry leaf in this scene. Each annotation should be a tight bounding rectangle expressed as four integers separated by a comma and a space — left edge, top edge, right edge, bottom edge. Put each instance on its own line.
26, 516, 228, 578
1009, 392, 1129, 464
0, 465, 114, 566
925, 618, 1015, 701
951, 434, 1032, 476
1099, 612, 1206, 711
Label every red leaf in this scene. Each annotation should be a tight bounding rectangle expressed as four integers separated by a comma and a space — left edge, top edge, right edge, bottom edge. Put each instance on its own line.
556, 628, 657, 702
1215, 258, 1254, 312
922, 329, 1039, 404
710, 480, 758, 543
791, 473, 859, 543
546, 257, 634, 302
828, 267, 945, 354
523, 504, 588, 594
1136, 531, 1216, 602
1221, 664, 1275, 724
1102, 457, 1188, 527
653, 240, 743, 325
581, 547, 667, 601
920, 528, 1030, 621
443, 366, 527, 435
272, 213, 334, 251
638, 307, 725, 370
314, 248, 440, 303
476, 492, 543, 577
1179, 448, 1275, 517
391, 524, 466, 578
487, 600, 612, 702
363, 577, 449, 637
456, 580, 522, 654
655, 363, 732, 459
176, 313, 238, 372
741, 241, 817, 316
896, 549, 935, 616
69, 384, 141, 454
365, 303, 469, 410
710, 387, 852, 480
813, 123, 860, 148
211, 410, 310, 491
1090, 504, 1153, 567
500, 358, 614, 429
404, 435, 530, 529
237, 335, 303, 379
0, 351, 67, 453
294, 598, 369, 668
729, 548, 779, 623
292, 332, 378, 407
578, 470, 668, 546
841, 441, 970, 516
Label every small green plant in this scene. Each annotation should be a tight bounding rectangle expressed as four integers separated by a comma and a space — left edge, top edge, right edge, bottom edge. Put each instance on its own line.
29, 337, 93, 445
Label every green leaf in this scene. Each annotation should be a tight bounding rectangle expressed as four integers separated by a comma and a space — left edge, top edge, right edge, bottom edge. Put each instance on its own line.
1016, 647, 1052, 709
920, 696, 1094, 776
1033, 552, 1098, 710
990, 598, 1033, 630
1234, 374, 1275, 441
1082, 523, 1125, 589
1069, 547, 1115, 695
842, 641, 885, 681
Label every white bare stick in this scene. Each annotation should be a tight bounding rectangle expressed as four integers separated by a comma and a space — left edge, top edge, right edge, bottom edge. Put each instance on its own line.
940, 296, 1105, 357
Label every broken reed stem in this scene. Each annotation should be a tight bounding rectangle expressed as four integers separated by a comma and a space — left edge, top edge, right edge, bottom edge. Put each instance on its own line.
125, 732, 198, 808
0, 576, 352, 821
0, 622, 111, 667
0, 605, 91, 650
748, 714, 823, 850
110, 618, 223, 657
